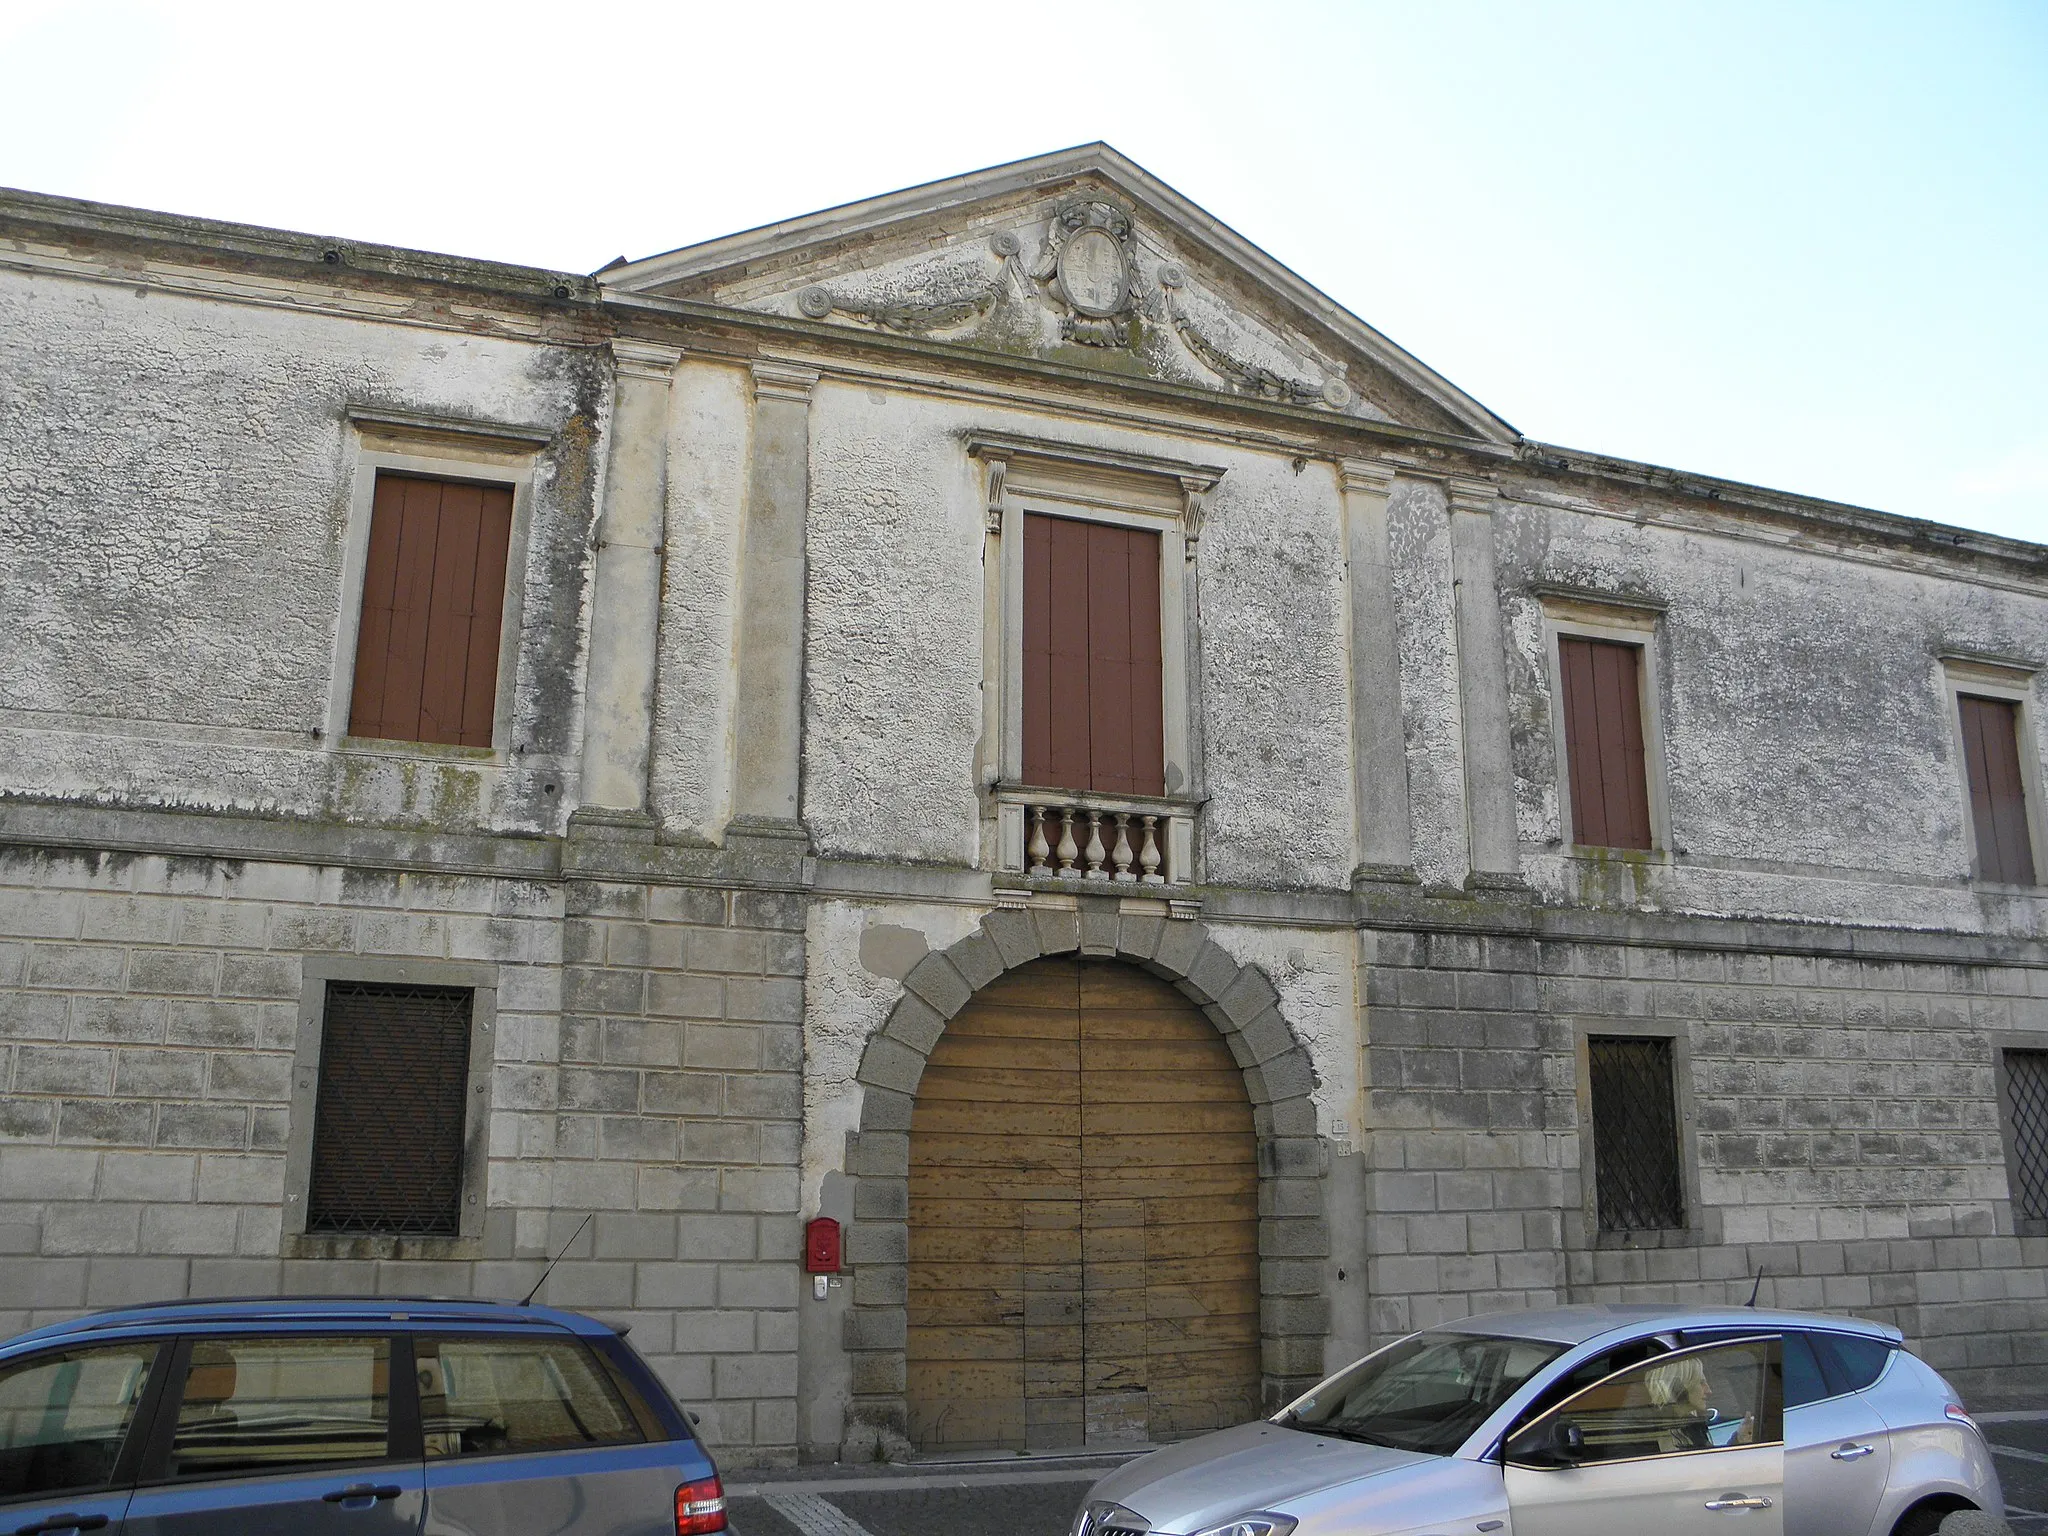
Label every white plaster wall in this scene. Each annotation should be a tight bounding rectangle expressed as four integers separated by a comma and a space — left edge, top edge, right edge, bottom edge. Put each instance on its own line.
1208, 922, 1359, 1136
649, 359, 751, 839
1196, 456, 1354, 890
802, 385, 987, 864
1496, 497, 2048, 930
799, 898, 981, 1213
801, 385, 1356, 889
0, 267, 602, 832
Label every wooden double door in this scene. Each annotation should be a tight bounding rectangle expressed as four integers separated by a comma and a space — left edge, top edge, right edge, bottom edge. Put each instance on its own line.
906, 956, 1261, 1450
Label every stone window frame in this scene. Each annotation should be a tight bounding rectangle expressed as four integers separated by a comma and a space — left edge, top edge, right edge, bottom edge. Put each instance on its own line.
836, 900, 1327, 1457
323, 409, 553, 758
1938, 653, 2048, 890
1991, 1030, 2048, 1239
281, 956, 498, 1261
1567, 1017, 1712, 1250
968, 432, 1224, 883
1536, 589, 1673, 856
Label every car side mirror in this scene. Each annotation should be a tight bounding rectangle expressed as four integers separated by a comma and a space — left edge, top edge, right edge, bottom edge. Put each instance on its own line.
1552, 1420, 1585, 1459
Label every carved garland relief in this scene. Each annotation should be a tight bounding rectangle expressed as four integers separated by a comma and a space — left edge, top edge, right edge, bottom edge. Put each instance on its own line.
793, 196, 1351, 410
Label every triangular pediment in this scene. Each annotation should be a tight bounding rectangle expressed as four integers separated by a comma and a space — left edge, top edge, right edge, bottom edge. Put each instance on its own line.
603, 145, 1515, 443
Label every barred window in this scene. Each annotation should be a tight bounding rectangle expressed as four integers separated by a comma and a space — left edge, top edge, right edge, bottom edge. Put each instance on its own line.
2003, 1048, 2048, 1222
307, 982, 475, 1236
1588, 1035, 1685, 1231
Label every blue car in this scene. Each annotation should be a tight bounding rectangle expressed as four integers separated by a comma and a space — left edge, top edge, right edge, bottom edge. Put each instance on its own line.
0, 1297, 727, 1535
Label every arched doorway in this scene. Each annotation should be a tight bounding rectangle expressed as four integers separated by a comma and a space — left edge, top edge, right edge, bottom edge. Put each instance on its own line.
906, 955, 1261, 1451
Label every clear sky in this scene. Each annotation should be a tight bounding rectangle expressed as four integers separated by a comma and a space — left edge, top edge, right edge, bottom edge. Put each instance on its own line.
4, 0, 2043, 544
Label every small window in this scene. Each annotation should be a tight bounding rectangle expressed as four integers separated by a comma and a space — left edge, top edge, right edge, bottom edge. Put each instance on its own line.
1021, 512, 1164, 796
1810, 1334, 1893, 1395
0, 1342, 159, 1503
163, 1337, 390, 1480
348, 471, 513, 747
1587, 1035, 1685, 1231
1959, 694, 2037, 885
2004, 1048, 2048, 1223
1504, 1339, 1780, 1467
1558, 635, 1653, 849
307, 982, 475, 1237
415, 1337, 642, 1459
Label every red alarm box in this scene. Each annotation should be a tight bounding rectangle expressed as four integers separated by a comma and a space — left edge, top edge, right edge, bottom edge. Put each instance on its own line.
805, 1216, 841, 1274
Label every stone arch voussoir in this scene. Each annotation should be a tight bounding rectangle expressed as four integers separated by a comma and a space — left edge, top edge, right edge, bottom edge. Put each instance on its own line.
841, 903, 1329, 1455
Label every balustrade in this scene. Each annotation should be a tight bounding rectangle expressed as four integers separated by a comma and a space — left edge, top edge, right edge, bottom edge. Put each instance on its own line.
995, 790, 1194, 885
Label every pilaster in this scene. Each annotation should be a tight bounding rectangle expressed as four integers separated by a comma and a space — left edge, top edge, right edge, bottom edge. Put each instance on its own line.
1339, 458, 1417, 885
1447, 476, 1522, 888
730, 361, 821, 839
576, 338, 683, 824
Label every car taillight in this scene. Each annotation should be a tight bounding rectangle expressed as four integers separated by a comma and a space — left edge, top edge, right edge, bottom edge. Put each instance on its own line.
1945, 1403, 1979, 1432
677, 1476, 727, 1534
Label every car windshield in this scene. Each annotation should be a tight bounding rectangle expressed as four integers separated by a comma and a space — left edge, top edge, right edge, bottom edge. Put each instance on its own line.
1281, 1332, 1565, 1456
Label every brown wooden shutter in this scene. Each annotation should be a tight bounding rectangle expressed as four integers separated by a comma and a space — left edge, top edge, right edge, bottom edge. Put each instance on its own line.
1558, 636, 1653, 849
306, 981, 473, 1236
1021, 513, 1164, 796
1960, 694, 2037, 885
349, 473, 513, 747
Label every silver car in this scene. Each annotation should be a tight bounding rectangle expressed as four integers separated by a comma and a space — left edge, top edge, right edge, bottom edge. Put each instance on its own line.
1074, 1304, 2001, 1536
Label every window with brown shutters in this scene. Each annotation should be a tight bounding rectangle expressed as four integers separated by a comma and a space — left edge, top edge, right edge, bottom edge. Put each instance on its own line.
1587, 1035, 1686, 1231
348, 472, 513, 747
1558, 635, 1653, 850
306, 981, 474, 1236
1020, 512, 1164, 796
1959, 694, 2037, 885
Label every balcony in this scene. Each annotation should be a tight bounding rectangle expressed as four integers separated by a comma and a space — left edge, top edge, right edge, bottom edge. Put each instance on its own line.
994, 787, 1196, 885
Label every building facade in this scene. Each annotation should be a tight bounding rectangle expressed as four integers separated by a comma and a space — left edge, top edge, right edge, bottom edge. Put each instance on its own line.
1, 146, 2044, 1467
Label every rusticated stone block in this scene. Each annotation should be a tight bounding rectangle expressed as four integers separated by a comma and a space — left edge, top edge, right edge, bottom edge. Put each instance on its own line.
902, 953, 972, 1019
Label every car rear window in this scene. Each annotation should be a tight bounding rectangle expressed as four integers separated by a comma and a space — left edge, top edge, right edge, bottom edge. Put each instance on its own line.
1812, 1334, 1893, 1395
162, 1335, 391, 1480
415, 1336, 643, 1458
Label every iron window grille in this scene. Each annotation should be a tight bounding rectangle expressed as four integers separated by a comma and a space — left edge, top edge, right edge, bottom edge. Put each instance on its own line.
1588, 1035, 1686, 1231
306, 981, 474, 1236
2004, 1049, 2048, 1222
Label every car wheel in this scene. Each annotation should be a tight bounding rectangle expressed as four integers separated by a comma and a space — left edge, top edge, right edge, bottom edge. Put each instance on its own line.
1891, 1502, 1973, 1536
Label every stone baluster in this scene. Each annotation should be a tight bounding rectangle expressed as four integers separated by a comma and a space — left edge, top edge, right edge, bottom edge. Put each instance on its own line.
1027, 806, 1051, 873
1083, 811, 1109, 880
1139, 816, 1163, 884
1111, 814, 1135, 882
1056, 808, 1080, 876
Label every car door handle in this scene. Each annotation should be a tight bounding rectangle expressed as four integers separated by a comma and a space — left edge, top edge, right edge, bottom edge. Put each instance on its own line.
1704, 1493, 1775, 1511
322, 1483, 403, 1503
15, 1517, 110, 1536
1831, 1442, 1876, 1461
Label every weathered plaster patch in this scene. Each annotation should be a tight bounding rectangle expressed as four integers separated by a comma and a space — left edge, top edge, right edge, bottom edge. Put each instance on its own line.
802, 386, 987, 864
1208, 922, 1357, 1135
649, 359, 751, 839
1388, 478, 1468, 889
801, 899, 980, 1214
1196, 453, 1354, 890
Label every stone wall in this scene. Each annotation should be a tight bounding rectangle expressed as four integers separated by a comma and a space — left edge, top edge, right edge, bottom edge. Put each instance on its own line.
0, 838, 812, 1467
1361, 908, 2048, 1404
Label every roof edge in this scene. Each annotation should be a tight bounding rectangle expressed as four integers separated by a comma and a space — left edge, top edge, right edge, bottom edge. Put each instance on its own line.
0, 186, 600, 305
